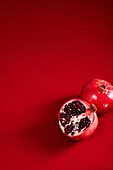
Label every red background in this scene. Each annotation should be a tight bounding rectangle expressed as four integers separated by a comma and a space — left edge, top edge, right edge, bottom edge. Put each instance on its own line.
1, 0, 113, 170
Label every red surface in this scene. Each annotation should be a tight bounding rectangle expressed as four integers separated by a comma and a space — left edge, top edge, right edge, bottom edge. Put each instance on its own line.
1, 0, 113, 170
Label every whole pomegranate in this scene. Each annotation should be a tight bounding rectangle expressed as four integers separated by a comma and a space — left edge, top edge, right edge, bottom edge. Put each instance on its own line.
80, 79, 113, 114
58, 99, 98, 140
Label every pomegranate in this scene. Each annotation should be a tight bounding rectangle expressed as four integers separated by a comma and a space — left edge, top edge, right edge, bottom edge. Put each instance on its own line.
58, 99, 98, 140
80, 79, 113, 114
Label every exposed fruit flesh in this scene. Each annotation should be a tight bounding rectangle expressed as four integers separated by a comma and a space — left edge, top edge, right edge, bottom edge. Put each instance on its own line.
58, 99, 98, 139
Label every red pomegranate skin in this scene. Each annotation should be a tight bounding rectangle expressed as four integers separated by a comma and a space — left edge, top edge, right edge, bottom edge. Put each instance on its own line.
80, 79, 113, 114
58, 99, 98, 140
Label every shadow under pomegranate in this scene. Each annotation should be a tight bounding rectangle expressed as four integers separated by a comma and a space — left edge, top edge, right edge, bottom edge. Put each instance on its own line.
24, 121, 77, 153
16, 98, 79, 154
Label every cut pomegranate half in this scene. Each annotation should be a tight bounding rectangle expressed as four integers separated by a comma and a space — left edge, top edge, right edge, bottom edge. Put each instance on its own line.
58, 99, 98, 140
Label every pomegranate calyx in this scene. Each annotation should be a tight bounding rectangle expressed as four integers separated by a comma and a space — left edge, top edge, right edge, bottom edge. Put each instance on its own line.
99, 84, 106, 91
90, 104, 97, 112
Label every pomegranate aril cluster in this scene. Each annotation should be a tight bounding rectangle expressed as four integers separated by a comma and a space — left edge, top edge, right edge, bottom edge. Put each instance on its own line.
64, 124, 74, 134
64, 116, 91, 135
62, 100, 86, 117
59, 100, 86, 127
79, 117, 91, 130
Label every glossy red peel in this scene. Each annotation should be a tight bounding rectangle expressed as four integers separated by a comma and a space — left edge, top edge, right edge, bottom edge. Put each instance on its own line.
80, 79, 113, 114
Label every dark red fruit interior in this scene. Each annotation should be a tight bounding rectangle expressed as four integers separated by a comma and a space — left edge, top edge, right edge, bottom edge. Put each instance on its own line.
59, 100, 91, 136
